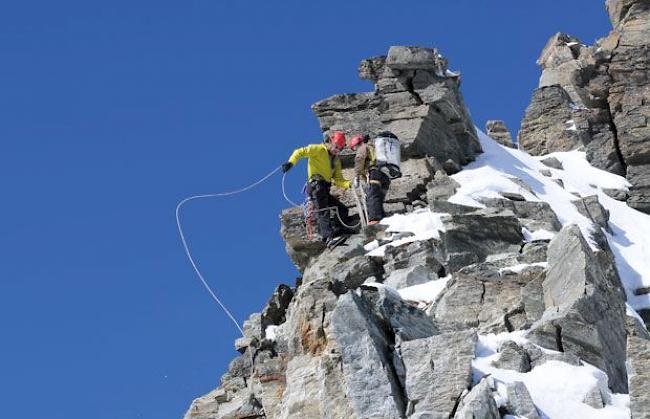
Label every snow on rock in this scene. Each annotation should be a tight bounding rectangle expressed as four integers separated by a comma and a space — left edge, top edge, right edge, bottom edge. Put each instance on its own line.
473, 333, 631, 419
451, 130, 650, 311
397, 275, 450, 307
365, 208, 446, 257
264, 325, 279, 341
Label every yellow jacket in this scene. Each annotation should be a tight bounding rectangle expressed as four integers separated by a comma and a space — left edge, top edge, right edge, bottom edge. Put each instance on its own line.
288, 144, 351, 189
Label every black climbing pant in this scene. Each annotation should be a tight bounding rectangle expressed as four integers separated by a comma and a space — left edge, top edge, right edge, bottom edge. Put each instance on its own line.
308, 179, 352, 241
366, 168, 391, 222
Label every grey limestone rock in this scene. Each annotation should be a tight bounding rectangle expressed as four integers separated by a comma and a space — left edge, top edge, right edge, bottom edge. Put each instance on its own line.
328, 292, 406, 418
313, 46, 481, 166
485, 120, 515, 148
504, 381, 541, 419
491, 340, 531, 373
429, 199, 479, 215
523, 342, 581, 369
431, 267, 544, 334
453, 378, 499, 419
540, 156, 564, 170
386, 46, 447, 72
360, 285, 438, 341
606, 0, 650, 26
583, 383, 607, 409
383, 239, 444, 278
528, 225, 628, 392
627, 164, 650, 213
426, 171, 460, 202
571, 195, 611, 232
397, 330, 477, 418
384, 265, 438, 290
440, 210, 524, 272
602, 187, 629, 201
519, 241, 549, 264
479, 197, 562, 233
280, 206, 326, 272
627, 335, 650, 419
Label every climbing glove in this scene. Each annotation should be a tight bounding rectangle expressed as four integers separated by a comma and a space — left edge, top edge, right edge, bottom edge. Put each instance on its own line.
281, 162, 293, 173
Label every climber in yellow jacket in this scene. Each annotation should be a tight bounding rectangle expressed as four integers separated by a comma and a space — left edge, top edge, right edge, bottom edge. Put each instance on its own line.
282, 132, 355, 245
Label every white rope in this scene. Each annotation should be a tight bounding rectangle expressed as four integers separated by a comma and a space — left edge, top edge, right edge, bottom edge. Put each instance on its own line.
281, 173, 361, 229
175, 166, 282, 337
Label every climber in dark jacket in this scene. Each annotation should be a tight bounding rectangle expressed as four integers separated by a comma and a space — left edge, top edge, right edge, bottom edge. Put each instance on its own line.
348, 134, 391, 225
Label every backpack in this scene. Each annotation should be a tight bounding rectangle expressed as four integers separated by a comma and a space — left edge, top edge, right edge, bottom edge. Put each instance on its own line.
373, 131, 402, 179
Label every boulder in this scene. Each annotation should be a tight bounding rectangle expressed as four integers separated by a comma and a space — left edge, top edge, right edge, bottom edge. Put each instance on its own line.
397, 331, 477, 418
479, 197, 562, 233
627, 164, 650, 213
491, 340, 531, 373
523, 342, 581, 369
453, 378, 499, 419
540, 156, 564, 170
528, 225, 628, 392
571, 195, 611, 232
426, 171, 460, 202
280, 206, 326, 272
431, 267, 544, 333
504, 381, 541, 419
384, 265, 438, 290
485, 120, 515, 148
383, 239, 444, 278
440, 210, 524, 272
328, 292, 406, 418
360, 285, 438, 341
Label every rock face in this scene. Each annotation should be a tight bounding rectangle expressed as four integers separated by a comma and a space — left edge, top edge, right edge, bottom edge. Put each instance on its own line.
528, 225, 629, 393
185, 40, 641, 419
628, 335, 650, 419
314, 46, 481, 165
519, 1, 650, 213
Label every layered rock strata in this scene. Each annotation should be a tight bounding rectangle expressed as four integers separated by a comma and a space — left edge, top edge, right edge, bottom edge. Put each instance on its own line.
519, 0, 650, 213
185, 43, 645, 419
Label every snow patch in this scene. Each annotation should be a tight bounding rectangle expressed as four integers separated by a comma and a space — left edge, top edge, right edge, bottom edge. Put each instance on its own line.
365, 209, 446, 257
265, 325, 279, 341
473, 333, 630, 419
450, 130, 650, 311
397, 275, 451, 307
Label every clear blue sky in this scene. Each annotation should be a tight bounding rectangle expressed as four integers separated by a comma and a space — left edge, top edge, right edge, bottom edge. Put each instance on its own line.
1, 1, 611, 418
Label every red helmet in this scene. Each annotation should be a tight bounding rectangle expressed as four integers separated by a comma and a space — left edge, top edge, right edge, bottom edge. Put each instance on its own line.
330, 131, 346, 150
348, 134, 364, 150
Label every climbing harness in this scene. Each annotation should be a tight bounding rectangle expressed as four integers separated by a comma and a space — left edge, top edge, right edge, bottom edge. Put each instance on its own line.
175, 166, 281, 336
281, 174, 362, 230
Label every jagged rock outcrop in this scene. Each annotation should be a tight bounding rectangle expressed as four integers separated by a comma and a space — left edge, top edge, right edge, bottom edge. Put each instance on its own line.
518, 0, 650, 213
485, 120, 515, 148
313, 46, 481, 165
504, 381, 541, 419
528, 224, 629, 393
186, 41, 643, 419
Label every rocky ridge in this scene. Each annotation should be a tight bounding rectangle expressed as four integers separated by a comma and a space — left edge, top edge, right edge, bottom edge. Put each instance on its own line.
518, 0, 650, 214
184, 42, 650, 419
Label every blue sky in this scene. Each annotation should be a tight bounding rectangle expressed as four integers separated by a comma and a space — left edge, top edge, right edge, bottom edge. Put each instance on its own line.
1, 1, 611, 418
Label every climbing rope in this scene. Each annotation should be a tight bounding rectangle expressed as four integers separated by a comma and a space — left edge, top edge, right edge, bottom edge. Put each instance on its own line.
177, 166, 363, 336
176, 166, 282, 337
281, 173, 362, 229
